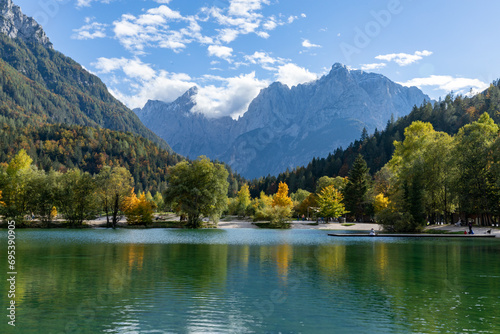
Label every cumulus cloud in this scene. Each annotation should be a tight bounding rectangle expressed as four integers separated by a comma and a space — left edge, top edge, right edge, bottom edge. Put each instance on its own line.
194, 72, 269, 118
208, 45, 234, 62
112, 5, 193, 53
400, 75, 488, 96
375, 50, 433, 66
92, 57, 156, 81
94, 57, 268, 119
276, 63, 317, 87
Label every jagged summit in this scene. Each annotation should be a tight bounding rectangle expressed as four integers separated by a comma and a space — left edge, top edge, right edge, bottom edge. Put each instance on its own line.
0, 0, 52, 48
136, 63, 431, 178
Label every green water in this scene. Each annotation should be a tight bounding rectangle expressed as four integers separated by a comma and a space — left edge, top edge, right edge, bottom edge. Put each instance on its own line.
1, 229, 499, 333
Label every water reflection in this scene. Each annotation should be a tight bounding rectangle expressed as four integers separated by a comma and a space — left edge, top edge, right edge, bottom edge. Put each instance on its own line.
0, 230, 499, 333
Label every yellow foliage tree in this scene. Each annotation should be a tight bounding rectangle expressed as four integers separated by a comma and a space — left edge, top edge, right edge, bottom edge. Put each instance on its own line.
50, 206, 58, 220
0, 191, 5, 207
123, 189, 153, 225
236, 184, 251, 217
272, 182, 293, 209
373, 193, 390, 213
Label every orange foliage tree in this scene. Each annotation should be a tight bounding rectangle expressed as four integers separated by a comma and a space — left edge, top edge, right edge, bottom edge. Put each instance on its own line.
123, 189, 153, 225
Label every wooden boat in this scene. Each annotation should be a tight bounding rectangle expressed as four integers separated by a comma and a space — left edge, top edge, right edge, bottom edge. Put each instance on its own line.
328, 233, 497, 238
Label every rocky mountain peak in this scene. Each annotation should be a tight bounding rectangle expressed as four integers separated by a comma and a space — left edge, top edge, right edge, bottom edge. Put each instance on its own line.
0, 0, 53, 48
136, 64, 431, 178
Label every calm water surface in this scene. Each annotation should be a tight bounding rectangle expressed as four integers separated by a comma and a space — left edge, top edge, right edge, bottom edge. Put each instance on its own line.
1, 228, 499, 333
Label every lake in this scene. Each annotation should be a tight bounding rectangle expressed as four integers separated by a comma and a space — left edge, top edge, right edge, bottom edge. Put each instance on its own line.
1, 229, 499, 333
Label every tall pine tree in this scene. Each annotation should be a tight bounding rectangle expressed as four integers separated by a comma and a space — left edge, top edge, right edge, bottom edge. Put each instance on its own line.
343, 154, 371, 221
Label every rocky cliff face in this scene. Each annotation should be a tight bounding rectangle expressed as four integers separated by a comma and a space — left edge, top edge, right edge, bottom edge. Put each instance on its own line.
0, 0, 52, 48
136, 63, 431, 178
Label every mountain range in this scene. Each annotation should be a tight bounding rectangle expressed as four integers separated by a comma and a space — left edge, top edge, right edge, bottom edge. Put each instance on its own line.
135, 64, 430, 178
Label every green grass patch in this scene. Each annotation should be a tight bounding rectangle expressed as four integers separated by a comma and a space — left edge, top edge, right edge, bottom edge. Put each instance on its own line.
424, 229, 467, 234
341, 223, 356, 227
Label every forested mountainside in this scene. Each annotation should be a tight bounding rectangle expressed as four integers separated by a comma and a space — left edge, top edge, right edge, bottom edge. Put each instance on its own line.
0, 0, 170, 152
248, 81, 500, 197
0, 122, 181, 194
0, 33, 171, 151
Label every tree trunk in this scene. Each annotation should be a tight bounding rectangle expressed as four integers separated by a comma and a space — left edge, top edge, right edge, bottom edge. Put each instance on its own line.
112, 194, 120, 229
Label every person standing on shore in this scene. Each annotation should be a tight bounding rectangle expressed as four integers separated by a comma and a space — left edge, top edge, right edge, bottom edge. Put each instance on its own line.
468, 221, 474, 234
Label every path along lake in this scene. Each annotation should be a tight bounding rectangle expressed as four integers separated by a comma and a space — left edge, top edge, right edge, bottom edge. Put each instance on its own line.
1, 228, 499, 333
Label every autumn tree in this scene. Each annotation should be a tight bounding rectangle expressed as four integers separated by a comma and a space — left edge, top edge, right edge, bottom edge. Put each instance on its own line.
0, 149, 34, 220
165, 157, 229, 228
317, 185, 347, 221
122, 189, 154, 225
235, 184, 252, 217
272, 182, 293, 209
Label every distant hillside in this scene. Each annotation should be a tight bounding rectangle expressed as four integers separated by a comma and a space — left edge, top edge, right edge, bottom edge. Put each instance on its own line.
0, 0, 171, 151
0, 121, 183, 193
136, 64, 430, 178
248, 81, 500, 196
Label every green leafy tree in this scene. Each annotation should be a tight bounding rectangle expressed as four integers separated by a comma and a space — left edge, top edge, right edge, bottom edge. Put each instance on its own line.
315, 176, 347, 194
27, 169, 61, 224
453, 113, 499, 225
153, 192, 165, 212
58, 169, 98, 225
165, 157, 229, 228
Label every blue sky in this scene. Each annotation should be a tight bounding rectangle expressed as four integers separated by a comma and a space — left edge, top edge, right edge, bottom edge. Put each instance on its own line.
14, 0, 500, 118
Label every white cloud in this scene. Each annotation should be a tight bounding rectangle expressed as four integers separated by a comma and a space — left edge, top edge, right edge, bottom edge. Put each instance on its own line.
109, 71, 196, 110
112, 5, 193, 53
104, 67, 267, 119
276, 63, 317, 87
375, 50, 433, 66
194, 72, 269, 118
208, 45, 234, 62
92, 57, 156, 81
360, 63, 386, 71
72, 17, 107, 40
76, 0, 113, 8
228, 0, 270, 17
244, 51, 287, 71
302, 39, 321, 48
400, 75, 488, 96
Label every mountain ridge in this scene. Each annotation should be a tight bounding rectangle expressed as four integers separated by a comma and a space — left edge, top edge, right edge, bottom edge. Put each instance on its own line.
136, 63, 430, 178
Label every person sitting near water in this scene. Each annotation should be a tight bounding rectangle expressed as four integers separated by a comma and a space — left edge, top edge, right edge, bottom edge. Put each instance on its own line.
370, 228, 376, 235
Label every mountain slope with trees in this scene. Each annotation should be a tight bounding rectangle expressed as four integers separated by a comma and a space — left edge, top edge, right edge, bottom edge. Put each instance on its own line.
0, 0, 171, 151
249, 82, 500, 197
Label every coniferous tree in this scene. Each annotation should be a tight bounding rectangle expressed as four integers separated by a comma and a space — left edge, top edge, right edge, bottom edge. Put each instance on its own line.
343, 154, 371, 221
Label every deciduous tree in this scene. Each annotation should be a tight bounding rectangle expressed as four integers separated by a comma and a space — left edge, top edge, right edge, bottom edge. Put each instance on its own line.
165, 157, 229, 228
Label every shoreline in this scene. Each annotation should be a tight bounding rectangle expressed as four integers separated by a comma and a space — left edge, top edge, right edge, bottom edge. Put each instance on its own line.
2, 216, 499, 236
